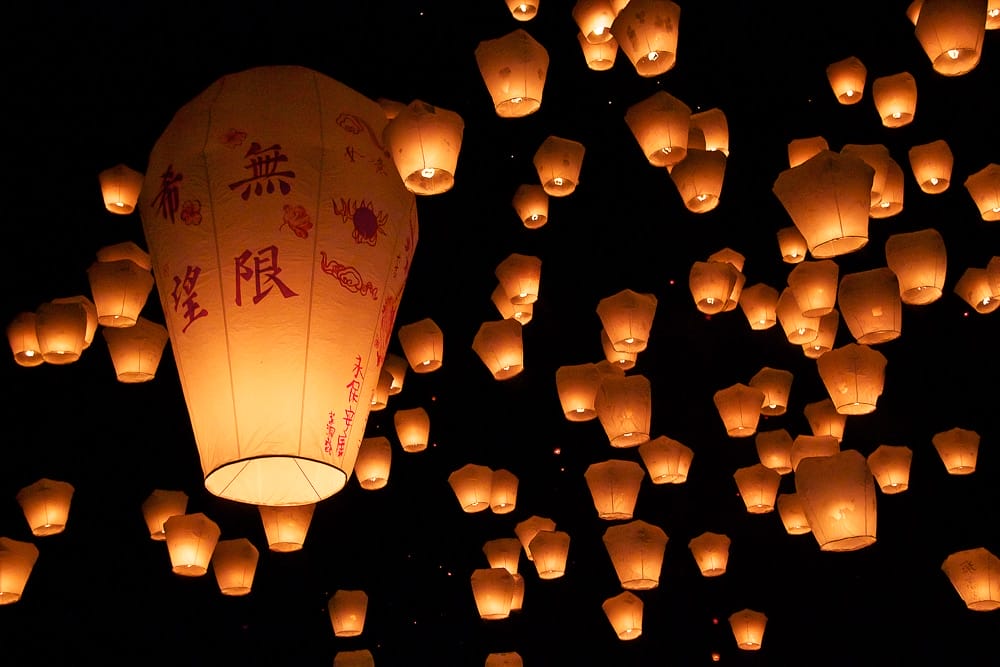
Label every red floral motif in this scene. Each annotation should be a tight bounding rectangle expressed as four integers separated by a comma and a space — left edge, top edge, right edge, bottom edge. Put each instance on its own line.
221, 128, 247, 149
332, 197, 388, 246
180, 200, 202, 226
280, 204, 313, 238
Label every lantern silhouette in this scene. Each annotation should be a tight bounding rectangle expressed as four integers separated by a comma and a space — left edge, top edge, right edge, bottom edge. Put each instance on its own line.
804, 398, 847, 441
755, 428, 794, 474
713, 383, 765, 437
383, 99, 463, 196
533, 135, 585, 196
826, 56, 866, 104
941, 547, 1000, 611
773, 150, 874, 258
0, 538, 40, 605
98, 163, 144, 214
475, 29, 549, 118
867, 445, 913, 494
802, 309, 840, 359
164, 512, 220, 575
707, 247, 745, 311
333, 650, 374, 667
870, 157, 905, 218
394, 406, 431, 453
788, 259, 839, 318
490, 469, 519, 514
914, 0, 986, 76
624, 91, 691, 168
733, 464, 781, 513
639, 435, 694, 484
600, 328, 637, 369
472, 319, 524, 380
449, 464, 493, 513
35, 299, 89, 364
329, 589, 368, 637
16, 478, 74, 537
398, 318, 443, 372
750, 367, 793, 416
691, 108, 729, 156
101, 316, 169, 383
795, 450, 877, 551
670, 149, 726, 213
383, 353, 407, 395
603, 591, 644, 640
515, 515, 556, 561
777, 226, 808, 264
932, 427, 980, 474
486, 652, 524, 667
512, 183, 549, 229
688, 532, 731, 577
838, 268, 902, 344
595, 374, 652, 447
790, 435, 841, 472
258, 503, 315, 552
212, 538, 259, 596
817, 343, 887, 414
603, 520, 667, 590
141, 489, 189, 540
506, 0, 538, 21
872, 72, 917, 127
885, 228, 946, 305
739, 283, 779, 330
584, 459, 645, 520
51, 295, 97, 349
355, 436, 392, 490
596, 288, 657, 354
777, 493, 812, 535
611, 0, 681, 77
556, 363, 603, 421
471, 567, 515, 620
954, 267, 999, 313
484, 538, 522, 575
87, 241, 154, 328
7, 312, 43, 367
495, 253, 541, 305
908, 139, 953, 193
964, 163, 1000, 221
788, 136, 829, 168
529, 530, 571, 579
139, 66, 418, 506
690, 260, 739, 315
729, 609, 767, 650
577, 31, 619, 70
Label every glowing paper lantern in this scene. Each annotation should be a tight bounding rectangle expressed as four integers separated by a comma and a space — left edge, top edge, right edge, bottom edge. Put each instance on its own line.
506, 0, 538, 22
795, 450, 877, 551
941, 547, 1000, 611
802, 309, 840, 359
600, 328, 637, 370
690, 260, 739, 315
377, 97, 406, 120
98, 163, 144, 214
258, 503, 315, 552
729, 609, 767, 650
872, 72, 917, 127
449, 464, 494, 513
101, 316, 169, 383
212, 538, 259, 596
870, 157, 905, 218
707, 248, 745, 311
534, 135, 585, 196
755, 428, 794, 474
837, 268, 902, 345
804, 398, 846, 441
603, 520, 667, 589
87, 241, 155, 328
472, 319, 524, 380
670, 149, 726, 213
964, 163, 1000, 221
603, 591, 644, 640
841, 143, 891, 207
51, 295, 98, 349
483, 538, 522, 574
0, 538, 40, 605
584, 459, 645, 520
16, 478, 74, 537
867, 445, 913, 494
383, 353, 407, 395
490, 469, 519, 514
788, 259, 839, 318
139, 66, 419, 506
776, 493, 811, 535
529, 530, 571, 579
990, 1, 1000, 29
333, 650, 374, 667
471, 568, 515, 620
713, 383, 765, 437
691, 108, 729, 156
496, 253, 541, 305
6, 312, 43, 367
638, 435, 694, 484
329, 589, 368, 637
738, 283, 779, 330
932, 427, 980, 474
510, 574, 525, 611
475, 29, 549, 118
914, 0, 986, 76
164, 512, 220, 575
749, 367, 793, 416
777, 226, 808, 264
556, 363, 603, 421
515, 515, 556, 561
688, 532, 730, 577
776, 288, 820, 345
788, 136, 829, 168
885, 228, 946, 305
394, 406, 430, 452
595, 374, 652, 447
398, 318, 443, 372
816, 343, 887, 415
790, 435, 841, 472
141, 489, 189, 541
733, 464, 781, 513
511, 184, 548, 229
624, 91, 691, 168
908, 139, 953, 193
486, 652, 524, 667
383, 99, 464, 196
355, 436, 392, 490
574, 0, 616, 43
35, 299, 89, 365
826, 56, 866, 104
491, 285, 533, 324
596, 289, 657, 354
611, 0, 681, 77
369, 367, 393, 410
954, 267, 999, 313
577, 32, 619, 70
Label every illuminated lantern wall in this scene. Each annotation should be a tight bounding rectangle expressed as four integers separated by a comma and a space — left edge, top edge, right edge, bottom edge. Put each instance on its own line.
908, 139, 953, 193
713, 383, 765, 437
98, 163, 144, 214
471, 568, 515, 620
914, 0, 986, 76
211, 538, 259, 596
795, 450, 877, 552
733, 464, 780, 513
355, 436, 392, 490
816, 343, 887, 415
139, 66, 418, 506
515, 515, 556, 561
35, 299, 88, 365
383, 99, 464, 196
472, 319, 524, 380
867, 444, 913, 494
333, 650, 374, 667
739, 283, 779, 330
638, 435, 694, 484
885, 228, 946, 305
528, 530, 571, 579
729, 609, 767, 650
329, 589, 368, 637
533, 135, 585, 197
0, 538, 40, 605
555, 363, 603, 421
595, 374, 652, 447
449, 464, 494, 513
163, 512, 220, 575
87, 241, 155, 328
101, 316, 170, 383
688, 531, 731, 577
393, 406, 431, 453
141, 489, 189, 540
475, 29, 549, 118
398, 318, 443, 372
602, 591, 644, 640
258, 503, 315, 552
596, 288, 657, 354
602, 520, 668, 590
624, 90, 691, 168
837, 267, 902, 344
584, 459, 645, 520
941, 547, 1000, 611
787, 259, 839, 318
611, 0, 681, 77
511, 183, 549, 229
872, 72, 917, 127
964, 163, 1000, 221
788, 136, 830, 168
7, 312, 43, 367
932, 427, 980, 474
16, 478, 74, 537
826, 56, 866, 104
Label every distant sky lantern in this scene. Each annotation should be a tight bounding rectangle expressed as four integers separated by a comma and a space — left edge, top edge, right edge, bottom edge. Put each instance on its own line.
790, 434, 841, 472
776, 226, 808, 264
885, 228, 947, 305
141, 489, 189, 541
802, 309, 840, 359
602, 591, 644, 640
639, 435, 694, 484
574, 0, 617, 43
772, 150, 874, 259
713, 383, 765, 437
817, 343, 887, 415
914, 0, 986, 76
749, 367, 793, 416
602, 520, 668, 590
6, 312, 43, 367
139, 66, 418, 506
775, 288, 820, 345
383, 353, 407, 395
733, 463, 781, 513
87, 241, 155, 327
689, 260, 739, 315
471, 568, 515, 620
475, 29, 549, 118
333, 650, 374, 667
164, 512, 220, 575
755, 428, 794, 475
487, 652, 524, 667
511, 183, 549, 229
51, 296, 98, 349
492, 285, 534, 324
867, 444, 913, 494
472, 319, 524, 380
101, 316, 170, 383
596, 288, 657, 354
383, 99, 464, 196
212, 538, 259, 596
556, 363, 603, 421
707, 247, 745, 311
826, 56, 867, 104
787, 259, 839, 318
788, 136, 829, 168
529, 530, 571, 579
328, 589, 368, 637
369, 367, 393, 412
777, 493, 812, 535
355, 436, 392, 490
510, 574, 525, 612
954, 267, 999, 313
377, 97, 406, 119
600, 328, 638, 370
595, 374, 652, 447
729, 609, 768, 650
964, 163, 1000, 220
393, 406, 430, 453
611, 0, 681, 77
449, 464, 494, 513
506, 0, 538, 21
738, 283, 779, 330
803, 398, 847, 441
670, 148, 726, 213
624, 91, 691, 168
533, 135, 585, 196
35, 299, 88, 364
841, 143, 891, 207
577, 32, 619, 71
398, 318, 444, 372
690, 108, 729, 156
872, 72, 918, 127
258, 503, 315, 552
584, 459, 645, 520
688, 532, 731, 577
495, 253, 541, 305
870, 157, 905, 218
932, 426, 980, 474
0, 538, 40, 605
483, 538, 522, 575
838, 268, 903, 344
515, 515, 556, 561
908, 139, 953, 193
490, 469, 519, 514
98, 163, 144, 214
16, 478, 74, 536
796, 450, 877, 552
941, 547, 1000, 611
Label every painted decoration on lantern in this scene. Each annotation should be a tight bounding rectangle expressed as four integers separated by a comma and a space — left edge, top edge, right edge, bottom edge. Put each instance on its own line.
140, 66, 418, 506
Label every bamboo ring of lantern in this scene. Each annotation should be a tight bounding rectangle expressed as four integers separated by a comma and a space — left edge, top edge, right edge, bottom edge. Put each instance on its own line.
383, 99, 464, 196
738, 283, 779, 330
533, 136, 585, 196
795, 450, 877, 552
602, 591, 644, 640
826, 56, 867, 105
0, 538, 40, 605
624, 90, 691, 168
914, 0, 986, 76
964, 163, 1000, 221
908, 139, 953, 194
638, 435, 693, 484
596, 288, 657, 354
885, 229, 946, 305
475, 29, 549, 118
611, 0, 681, 77
138, 66, 419, 506
98, 163, 144, 214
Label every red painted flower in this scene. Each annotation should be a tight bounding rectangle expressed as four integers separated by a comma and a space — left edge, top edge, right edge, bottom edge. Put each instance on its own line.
221, 128, 247, 149
281, 204, 313, 238
180, 200, 202, 226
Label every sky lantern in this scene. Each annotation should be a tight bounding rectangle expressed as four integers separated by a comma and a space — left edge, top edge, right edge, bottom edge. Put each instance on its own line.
707, 247, 745, 311
713, 383, 765, 437
941, 547, 1000, 611
795, 450, 877, 552
258, 503, 315, 552
490, 469, 519, 514
51, 295, 97, 350
733, 463, 781, 513
486, 652, 524, 667
826, 56, 866, 104
870, 157, 905, 218
577, 32, 619, 70
515, 515, 556, 561
101, 316, 170, 383
689, 260, 739, 315
602, 591, 644, 640
355, 436, 392, 490
471, 567, 515, 620
841, 143, 891, 207
449, 464, 494, 513
788, 136, 830, 168
738, 283, 779, 330
329, 589, 368, 637
787, 259, 839, 318
164, 512, 220, 575
377, 97, 406, 120
755, 428, 794, 475
803, 398, 846, 441
602, 520, 668, 590
932, 427, 980, 474
670, 148, 726, 213
0, 538, 40, 605
584, 459, 645, 520
506, 0, 538, 22
639, 435, 694, 484
914, 0, 986, 76
990, 1, 1000, 28
729, 609, 768, 650
394, 406, 431, 453
596, 288, 657, 354
837, 268, 902, 344
475, 29, 549, 118
98, 163, 144, 214
816, 343, 887, 415
87, 241, 155, 328
624, 90, 691, 168
492, 285, 533, 324
6, 312, 43, 367
611, 0, 681, 77
749, 367, 793, 416
373, 371, 395, 411
574, 0, 617, 43
398, 318, 443, 372
776, 493, 812, 535
885, 228, 946, 305
16, 478, 74, 536
790, 435, 841, 472
595, 374, 651, 447
483, 538, 522, 575
802, 309, 840, 359
383, 100, 464, 196
141, 489, 189, 541
908, 139, 953, 193
600, 328, 637, 370
529, 530, 571, 579
776, 226, 808, 264
472, 319, 524, 380
954, 267, 999, 313
383, 353, 407, 395
690, 108, 729, 156
555, 363, 603, 421
964, 163, 1000, 221
139, 66, 418, 507
511, 184, 549, 229
688, 532, 731, 577
776, 288, 820, 345
533, 135, 585, 196
35, 299, 89, 365
872, 72, 917, 127
867, 445, 913, 494
495, 253, 541, 306
211, 538, 259, 596
333, 650, 374, 667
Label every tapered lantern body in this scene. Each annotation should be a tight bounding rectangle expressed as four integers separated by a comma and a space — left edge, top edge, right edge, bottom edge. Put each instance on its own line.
7, 312, 43, 367
603, 591, 644, 640
0, 538, 40, 605
688, 532, 731, 577
449, 464, 494, 513
490, 469, 519, 514
838, 268, 902, 344
790, 435, 841, 472
600, 328, 637, 370
141, 489, 189, 540
383, 353, 407, 395
472, 319, 524, 380
804, 398, 847, 441
964, 163, 1000, 221
529, 530, 571, 579
914, 0, 986, 76
788, 136, 830, 168
707, 247, 744, 311
394, 407, 430, 452
841, 144, 891, 208
826, 56, 866, 104
475, 29, 549, 118
908, 139, 953, 193
102, 317, 170, 383
670, 149, 726, 213
483, 538, 522, 574
51, 295, 98, 349
872, 72, 917, 127
486, 652, 524, 667
585, 459, 645, 520
942, 547, 1000, 611
729, 609, 767, 650
867, 445, 913, 493
755, 429, 794, 475
777, 226, 808, 264
87, 242, 155, 328
639, 435, 693, 484
739, 283, 779, 330
885, 229, 946, 305
954, 267, 999, 313
398, 318, 443, 372
788, 260, 839, 317
164, 512, 220, 575
611, 0, 681, 77
796, 450, 877, 551
369, 369, 393, 412
603, 520, 667, 590
355, 436, 392, 490
510, 574, 525, 611
258, 503, 315, 552
625, 91, 691, 168
870, 157, 905, 218
690, 261, 739, 315
577, 32, 619, 71
596, 289, 657, 354
471, 568, 515, 620
98, 163, 144, 214
496, 253, 541, 305
777, 493, 812, 535
803, 309, 840, 359
35, 300, 89, 365
776, 288, 820, 345
817, 343, 887, 415
932, 427, 980, 474
212, 538, 259, 596
515, 515, 556, 561
595, 374, 652, 447
713, 383, 765, 437
333, 650, 374, 667
691, 108, 729, 156
534, 136, 585, 196
329, 589, 368, 637
139, 66, 418, 506
574, 0, 616, 43
506, 0, 538, 21
556, 363, 603, 421
749, 367, 793, 416
492, 285, 533, 324
512, 184, 549, 229
733, 464, 781, 513
16, 478, 74, 537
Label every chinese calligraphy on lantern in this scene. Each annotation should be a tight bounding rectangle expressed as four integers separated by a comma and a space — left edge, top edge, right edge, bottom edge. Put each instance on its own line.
235, 246, 299, 306
171, 265, 208, 333
228, 141, 296, 200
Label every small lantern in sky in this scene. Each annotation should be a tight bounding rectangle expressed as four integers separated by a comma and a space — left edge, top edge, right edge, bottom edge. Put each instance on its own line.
914, 0, 986, 76
777, 226, 808, 264
787, 259, 839, 318
492, 285, 533, 325
495, 253, 541, 305
867, 444, 913, 494
212, 538, 259, 596
795, 450, 877, 552
371, 369, 392, 409
0, 538, 40, 605
932, 427, 980, 475
51, 295, 97, 350
870, 157, 905, 218
584, 459, 646, 520
596, 288, 657, 354
515, 515, 556, 561
384, 99, 464, 196
511, 184, 549, 229
885, 228, 946, 305
690, 108, 729, 156
16, 478, 74, 537
964, 163, 1000, 221
472, 319, 524, 380
533, 135, 585, 196
670, 148, 726, 213
355, 436, 392, 490
803, 398, 847, 441
398, 318, 444, 372
329, 589, 368, 637
624, 90, 691, 168
733, 464, 781, 513
164, 512, 221, 576
841, 143, 891, 208
577, 32, 619, 71
101, 316, 170, 383
908, 139, 953, 193
595, 374, 652, 447
449, 464, 494, 513
777, 493, 812, 535
98, 163, 144, 214
638, 435, 694, 484
826, 56, 866, 104
788, 136, 830, 168
574, 0, 617, 43
802, 309, 840, 359
483, 538, 522, 575
600, 328, 637, 370
941, 547, 1000, 611
6, 312, 43, 367
749, 366, 793, 416
555, 363, 603, 421
816, 343, 887, 415
954, 267, 999, 313
486, 652, 524, 667
837, 267, 902, 345
475, 29, 549, 118
707, 247, 745, 311
258, 503, 315, 552
690, 260, 739, 315
141, 489, 189, 541
872, 72, 917, 127
611, 0, 681, 77
87, 241, 155, 328
394, 406, 431, 453
688, 532, 731, 577
713, 383, 765, 437
34, 299, 89, 365
755, 428, 794, 475
776, 288, 820, 345
490, 469, 519, 514
383, 353, 407, 395
739, 283, 779, 330
603, 520, 667, 590
729, 609, 767, 650
506, 0, 538, 22
471, 567, 515, 620
603, 591, 644, 640
529, 530, 571, 579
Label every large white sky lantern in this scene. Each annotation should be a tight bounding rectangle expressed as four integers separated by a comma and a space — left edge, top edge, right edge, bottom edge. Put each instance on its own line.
139, 66, 419, 506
